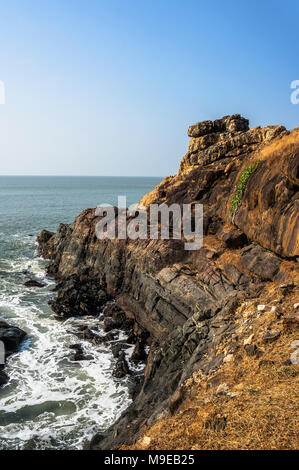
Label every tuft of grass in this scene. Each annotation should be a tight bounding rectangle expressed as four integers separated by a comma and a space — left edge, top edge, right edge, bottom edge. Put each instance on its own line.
230, 160, 261, 217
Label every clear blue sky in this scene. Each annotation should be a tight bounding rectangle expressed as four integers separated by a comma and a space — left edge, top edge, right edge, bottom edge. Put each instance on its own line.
0, 0, 298, 176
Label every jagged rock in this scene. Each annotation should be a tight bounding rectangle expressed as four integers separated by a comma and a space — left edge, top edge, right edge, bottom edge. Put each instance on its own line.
73, 327, 103, 344
188, 120, 214, 138
49, 274, 110, 318
180, 118, 284, 174
131, 341, 147, 362
36, 230, 54, 257
141, 123, 298, 258
113, 352, 131, 378
224, 263, 249, 286
69, 344, 93, 361
111, 342, 130, 358
36, 114, 299, 450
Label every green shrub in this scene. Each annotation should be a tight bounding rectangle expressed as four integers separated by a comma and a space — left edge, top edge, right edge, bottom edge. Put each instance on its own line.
230, 160, 261, 218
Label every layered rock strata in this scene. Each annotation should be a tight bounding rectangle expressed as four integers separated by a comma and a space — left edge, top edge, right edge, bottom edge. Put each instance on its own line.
37, 115, 299, 449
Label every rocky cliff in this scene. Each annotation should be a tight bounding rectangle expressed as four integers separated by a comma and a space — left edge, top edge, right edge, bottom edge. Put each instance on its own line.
38, 114, 299, 450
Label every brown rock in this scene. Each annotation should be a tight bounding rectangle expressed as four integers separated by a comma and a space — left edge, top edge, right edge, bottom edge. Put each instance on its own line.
263, 330, 281, 343
283, 312, 299, 330
188, 120, 213, 138
241, 245, 281, 280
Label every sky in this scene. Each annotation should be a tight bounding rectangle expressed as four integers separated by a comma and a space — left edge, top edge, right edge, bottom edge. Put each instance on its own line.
0, 0, 298, 176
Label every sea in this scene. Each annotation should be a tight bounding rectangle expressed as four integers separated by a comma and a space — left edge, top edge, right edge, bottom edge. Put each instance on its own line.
0, 176, 162, 450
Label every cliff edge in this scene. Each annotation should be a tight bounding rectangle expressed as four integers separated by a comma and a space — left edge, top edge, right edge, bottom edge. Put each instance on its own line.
38, 114, 299, 450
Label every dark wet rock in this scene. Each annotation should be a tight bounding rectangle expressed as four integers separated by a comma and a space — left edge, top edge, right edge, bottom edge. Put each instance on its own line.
73, 351, 93, 361
69, 343, 93, 361
131, 341, 147, 363
0, 321, 27, 356
103, 303, 123, 318
111, 342, 130, 358
113, 352, 131, 378
104, 331, 117, 342
128, 375, 144, 399
73, 327, 104, 345
0, 320, 27, 387
49, 274, 110, 318
24, 279, 45, 288
69, 343, 82, 350
0, 370, 9, 387
87, 433, 106, 450
103, 317, 118, 332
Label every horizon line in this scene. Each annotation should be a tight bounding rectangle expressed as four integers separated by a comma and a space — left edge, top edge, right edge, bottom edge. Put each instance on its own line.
0, 174, 166, 178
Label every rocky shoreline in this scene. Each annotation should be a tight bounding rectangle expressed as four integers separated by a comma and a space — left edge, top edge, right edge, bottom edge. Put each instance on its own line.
37, 114, 299, 450
0, 320, 27, 387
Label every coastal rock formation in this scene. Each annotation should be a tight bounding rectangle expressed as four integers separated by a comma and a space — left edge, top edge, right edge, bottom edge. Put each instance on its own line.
38, 114, 299, 449
0, 320, 27, 387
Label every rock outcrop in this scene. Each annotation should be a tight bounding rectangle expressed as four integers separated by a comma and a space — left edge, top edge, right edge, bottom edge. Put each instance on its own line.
37, 114, 299, 449
0, 320, 27, 387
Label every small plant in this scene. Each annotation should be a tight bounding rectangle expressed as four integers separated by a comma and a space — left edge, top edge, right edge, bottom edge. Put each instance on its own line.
230, 160, 261, 219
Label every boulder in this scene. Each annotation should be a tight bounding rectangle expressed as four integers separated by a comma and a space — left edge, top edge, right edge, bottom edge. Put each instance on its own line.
0, 321, 27, 356
113, 352, 131, 378
131, 341, 147, 363
241, 245, 281, 280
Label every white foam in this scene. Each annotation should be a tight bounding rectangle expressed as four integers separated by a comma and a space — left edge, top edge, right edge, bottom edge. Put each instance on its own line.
0, 242, 132, 449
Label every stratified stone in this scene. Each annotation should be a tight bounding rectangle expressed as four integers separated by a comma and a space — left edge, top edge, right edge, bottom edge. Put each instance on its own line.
213, 114, 249, 133
188, 120, 213, 138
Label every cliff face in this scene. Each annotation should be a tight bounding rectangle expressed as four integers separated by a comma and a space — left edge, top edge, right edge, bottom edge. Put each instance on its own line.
38, 115, 299, 450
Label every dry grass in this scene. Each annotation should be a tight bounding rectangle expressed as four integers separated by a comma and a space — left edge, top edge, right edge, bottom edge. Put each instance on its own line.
258, 127, 299, 164
122, 283, 299, 450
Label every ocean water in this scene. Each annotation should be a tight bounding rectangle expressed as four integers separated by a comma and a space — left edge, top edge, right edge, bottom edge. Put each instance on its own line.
0, 176, 162, 450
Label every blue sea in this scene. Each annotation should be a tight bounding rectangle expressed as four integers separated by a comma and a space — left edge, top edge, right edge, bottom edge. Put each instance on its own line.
0, 176, 162, 449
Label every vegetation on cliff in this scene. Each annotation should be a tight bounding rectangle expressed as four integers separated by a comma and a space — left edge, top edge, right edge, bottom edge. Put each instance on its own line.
230, 160, 261, 219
